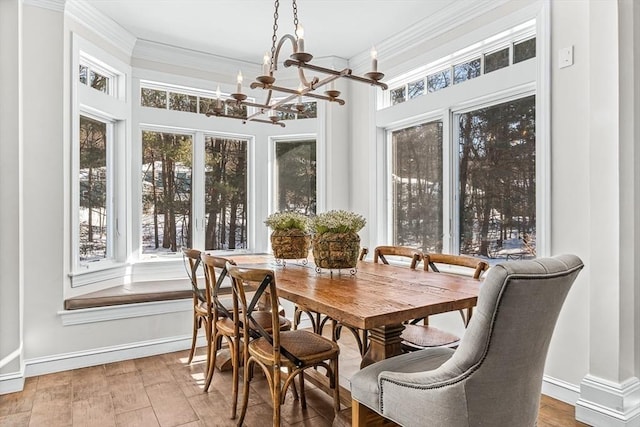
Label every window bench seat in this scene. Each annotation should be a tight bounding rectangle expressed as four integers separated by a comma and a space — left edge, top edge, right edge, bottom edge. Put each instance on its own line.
64, 280, 235, 310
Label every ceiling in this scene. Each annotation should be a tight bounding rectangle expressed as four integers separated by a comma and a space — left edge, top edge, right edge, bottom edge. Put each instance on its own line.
83, 0, 460, 64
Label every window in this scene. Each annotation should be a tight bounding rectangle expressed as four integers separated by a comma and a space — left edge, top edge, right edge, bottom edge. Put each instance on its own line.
275, 101, 318, 120
407, 79, 425, 100
140, 81, 255, 118
427, 69, 452, 93
453, 58, 481, 85
456, 95, 536, 258
385, 21, 536, 107
390, 87, 406, 105
274, 139, 317, 215
72, 38, 128, 278
391, 123, 443, 252
484, 47, 510, 74
169, 92, 197, 113
204, 136, 248, 250
141, 131, 193, 254
79, 61, 113, 94
514, 37, 536, 63
79, 116, 110, 261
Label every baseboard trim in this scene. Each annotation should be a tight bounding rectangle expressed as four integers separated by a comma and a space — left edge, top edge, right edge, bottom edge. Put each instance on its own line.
24, 334, 205, 378
542, 374, 581, 405
0, 371, 26, 395
575, 375, 640, 427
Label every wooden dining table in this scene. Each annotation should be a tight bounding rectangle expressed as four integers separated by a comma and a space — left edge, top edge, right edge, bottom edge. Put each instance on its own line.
228, 254, 482, 368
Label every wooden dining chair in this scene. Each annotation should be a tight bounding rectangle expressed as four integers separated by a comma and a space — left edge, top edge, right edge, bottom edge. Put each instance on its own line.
201, 255, 291, 418
424, 253, 489, 325
229, 263, 341, 427
373, 245, 423, 269
401, 253, 489, 351
182, 248, 209, 366
199, 254, 236, 394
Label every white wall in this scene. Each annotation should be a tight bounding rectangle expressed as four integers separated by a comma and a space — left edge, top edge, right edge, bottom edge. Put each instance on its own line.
2, 1, 640, 424
0, 0, 23, 381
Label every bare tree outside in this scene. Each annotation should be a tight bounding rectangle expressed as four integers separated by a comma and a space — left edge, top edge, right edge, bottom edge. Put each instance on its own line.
275, 140, 316, 215
79, 115, 108, 261
392, 121, 443, 252
141, 131, 192, 254
204, 136, 247, 250
458, 95, 536, 259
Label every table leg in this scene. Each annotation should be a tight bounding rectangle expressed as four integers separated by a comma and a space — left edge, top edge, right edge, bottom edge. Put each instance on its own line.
360, 324, 404, 368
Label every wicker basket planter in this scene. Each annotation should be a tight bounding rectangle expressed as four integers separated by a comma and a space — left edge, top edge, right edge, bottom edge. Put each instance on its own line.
312, 231, 360, 270
271, 229, 311, 260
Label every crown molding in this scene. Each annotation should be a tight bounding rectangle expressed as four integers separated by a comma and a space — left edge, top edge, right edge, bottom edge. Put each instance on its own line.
22, 0, 65, 12
64, 0, 137, 57
133, 39, 258, 77
349, 0, 511, 74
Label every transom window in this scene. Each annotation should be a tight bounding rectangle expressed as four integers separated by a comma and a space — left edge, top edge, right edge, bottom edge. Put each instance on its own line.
386, 20, 536, 107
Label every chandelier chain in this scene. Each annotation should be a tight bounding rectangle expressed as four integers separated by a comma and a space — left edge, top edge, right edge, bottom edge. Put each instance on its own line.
270, 0, 280, 69
292, 0, 299, 30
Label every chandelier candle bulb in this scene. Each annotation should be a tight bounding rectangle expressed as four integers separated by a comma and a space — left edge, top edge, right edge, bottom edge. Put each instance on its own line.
263, 52, 270, 75
371, 47, 378, 72
236, 70, 243, 93
296, 24, 305, 52
215, 85, 222, 108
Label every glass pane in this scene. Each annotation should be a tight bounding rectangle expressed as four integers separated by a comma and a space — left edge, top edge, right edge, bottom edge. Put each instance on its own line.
79, 65, 88, 85
299, 101, 317, 119
204, 137, 247, 250
169, 92, 198, 113
199, 96, 217, 115
226, 103, 247, 118
514, 37, 536, 63
484, 47, 510, 73
141, 131, 193, 254
453, 58, 481, 84
391, 121, 443, 252
89, 70, 109, 93
427, 69, 451, 93
79, 116, 108, 262
457, 95, 536, 259
407, 79, 425, 99
276, 104, 297, 121
390, 87, 406, 105
275, 140, 316, 215
141, 88, 167, 109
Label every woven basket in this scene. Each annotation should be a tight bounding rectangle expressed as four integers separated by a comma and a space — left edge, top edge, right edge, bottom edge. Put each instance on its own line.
312, 232, 360, 269
271, 230, 311, 260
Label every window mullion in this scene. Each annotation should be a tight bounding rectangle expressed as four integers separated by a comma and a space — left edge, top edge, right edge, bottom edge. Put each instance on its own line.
192, 131, 205, 248
442, 109, 454, 254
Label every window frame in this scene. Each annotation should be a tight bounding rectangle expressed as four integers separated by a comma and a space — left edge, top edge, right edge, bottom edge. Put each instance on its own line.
376, 12, 548, 258
70, 34, 130, 283
269, 135, 318, 215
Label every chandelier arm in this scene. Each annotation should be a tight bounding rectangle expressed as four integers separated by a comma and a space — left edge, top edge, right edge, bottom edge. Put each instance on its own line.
240, 99, 304, 115
272, 34, 297, 73
284, 59, 389, 90
257, 83, 346, 105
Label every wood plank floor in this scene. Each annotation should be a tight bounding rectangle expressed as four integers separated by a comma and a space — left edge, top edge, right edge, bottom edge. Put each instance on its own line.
0, 330, 590, 426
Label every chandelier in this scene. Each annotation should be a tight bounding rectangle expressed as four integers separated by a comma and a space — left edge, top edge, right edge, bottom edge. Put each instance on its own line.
206, 0, 387, 127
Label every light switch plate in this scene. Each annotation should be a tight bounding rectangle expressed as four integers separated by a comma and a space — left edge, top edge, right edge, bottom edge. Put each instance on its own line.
559, 46, 574, 68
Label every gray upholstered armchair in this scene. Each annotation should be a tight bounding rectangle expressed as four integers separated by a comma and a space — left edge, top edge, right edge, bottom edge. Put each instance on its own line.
350, 254, 583, 427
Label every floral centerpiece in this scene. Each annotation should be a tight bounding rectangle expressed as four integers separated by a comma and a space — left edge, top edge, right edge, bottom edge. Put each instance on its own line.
311, 210, 366, 270
265, 211, 311, 260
